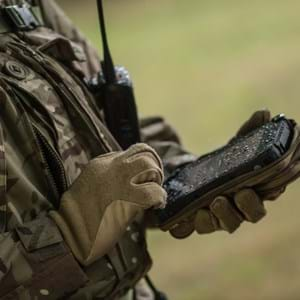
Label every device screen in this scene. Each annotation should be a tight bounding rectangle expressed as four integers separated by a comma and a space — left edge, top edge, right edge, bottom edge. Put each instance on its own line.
164, 121, 281, 206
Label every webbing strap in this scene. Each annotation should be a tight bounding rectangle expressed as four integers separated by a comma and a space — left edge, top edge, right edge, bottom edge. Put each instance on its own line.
0, 4, 44, 34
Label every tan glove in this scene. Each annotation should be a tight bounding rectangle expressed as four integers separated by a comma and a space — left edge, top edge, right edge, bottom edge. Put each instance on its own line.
50, 143, 166, 266
170, 110, 300, 238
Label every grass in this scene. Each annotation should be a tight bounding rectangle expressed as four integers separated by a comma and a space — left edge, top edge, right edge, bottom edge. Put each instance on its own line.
60, 1, 300, 299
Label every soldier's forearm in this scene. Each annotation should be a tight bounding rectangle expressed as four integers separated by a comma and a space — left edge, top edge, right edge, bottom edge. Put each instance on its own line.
0, 216, 87, 299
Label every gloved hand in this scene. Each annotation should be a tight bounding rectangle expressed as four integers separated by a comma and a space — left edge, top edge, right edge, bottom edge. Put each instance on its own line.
170, 110, 300, 238
50, 143, 166, 266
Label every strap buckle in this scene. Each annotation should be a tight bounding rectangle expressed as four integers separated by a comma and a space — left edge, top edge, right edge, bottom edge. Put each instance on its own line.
4, 4, 41, 31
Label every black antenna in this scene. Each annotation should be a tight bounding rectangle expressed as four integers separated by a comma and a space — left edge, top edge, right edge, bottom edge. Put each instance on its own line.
96, 0, 116, 84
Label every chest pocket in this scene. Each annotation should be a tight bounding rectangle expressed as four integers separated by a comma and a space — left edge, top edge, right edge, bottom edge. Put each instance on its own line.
0, 51, 90, 183
0, 34, 114, 198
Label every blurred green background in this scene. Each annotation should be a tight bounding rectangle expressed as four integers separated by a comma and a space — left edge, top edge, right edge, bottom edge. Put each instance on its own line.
60, 1, 300, 299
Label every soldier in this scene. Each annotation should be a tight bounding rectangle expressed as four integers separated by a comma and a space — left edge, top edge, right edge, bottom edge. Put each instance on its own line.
0, 1, 300, 300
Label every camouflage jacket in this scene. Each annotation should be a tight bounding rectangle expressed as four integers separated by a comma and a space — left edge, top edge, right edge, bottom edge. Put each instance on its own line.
0, 1, 196, 299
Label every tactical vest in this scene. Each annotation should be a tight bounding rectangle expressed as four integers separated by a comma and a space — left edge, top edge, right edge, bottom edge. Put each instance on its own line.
0, 10, 152, 300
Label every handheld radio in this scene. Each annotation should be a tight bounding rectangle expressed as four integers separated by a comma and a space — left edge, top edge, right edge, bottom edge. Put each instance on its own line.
95, 0, 141, 149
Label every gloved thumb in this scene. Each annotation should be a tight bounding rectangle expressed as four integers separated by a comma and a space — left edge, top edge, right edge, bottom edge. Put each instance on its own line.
236, 109, 271, 138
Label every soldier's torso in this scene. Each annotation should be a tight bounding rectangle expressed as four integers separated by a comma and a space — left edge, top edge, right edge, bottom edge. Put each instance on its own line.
0, 23, 151, 300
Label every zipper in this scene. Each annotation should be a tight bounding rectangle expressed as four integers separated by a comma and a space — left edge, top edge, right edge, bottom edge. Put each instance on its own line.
0, 75, 66, 209
33, 126, 68, 208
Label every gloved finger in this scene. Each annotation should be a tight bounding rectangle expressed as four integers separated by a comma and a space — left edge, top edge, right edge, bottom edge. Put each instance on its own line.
133, 184, 167, 209
129, 155, 164, 182
169, 221, 195, 239
234, 189, 266, 223
262, 187, 285, 201
236, 109, 271, 137
210, 196, 243, 233
120, 143, 163, 169
194, 209, 220, 234
119, 143, 151, 158
131, 168, 163, 185
128, 150, 163, 169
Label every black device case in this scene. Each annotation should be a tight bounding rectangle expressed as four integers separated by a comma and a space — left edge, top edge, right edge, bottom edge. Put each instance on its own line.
157, 116, 294, 230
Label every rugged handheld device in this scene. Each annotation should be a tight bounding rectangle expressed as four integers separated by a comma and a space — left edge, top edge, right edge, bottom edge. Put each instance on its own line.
94, 0, 140, 149
157, 115, 295, 230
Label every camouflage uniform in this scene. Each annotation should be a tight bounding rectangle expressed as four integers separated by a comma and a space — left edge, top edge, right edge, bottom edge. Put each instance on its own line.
0, 0, 195, 299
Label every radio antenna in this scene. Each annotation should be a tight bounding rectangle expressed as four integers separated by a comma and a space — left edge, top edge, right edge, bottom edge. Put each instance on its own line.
96, 0, 116, 84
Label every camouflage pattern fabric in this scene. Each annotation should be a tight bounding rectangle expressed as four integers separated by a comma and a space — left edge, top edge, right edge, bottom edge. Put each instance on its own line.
0, 113, 6, 234
0, 1, 196, 299
38, 0, 102, 79
0, 32, 151, 299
